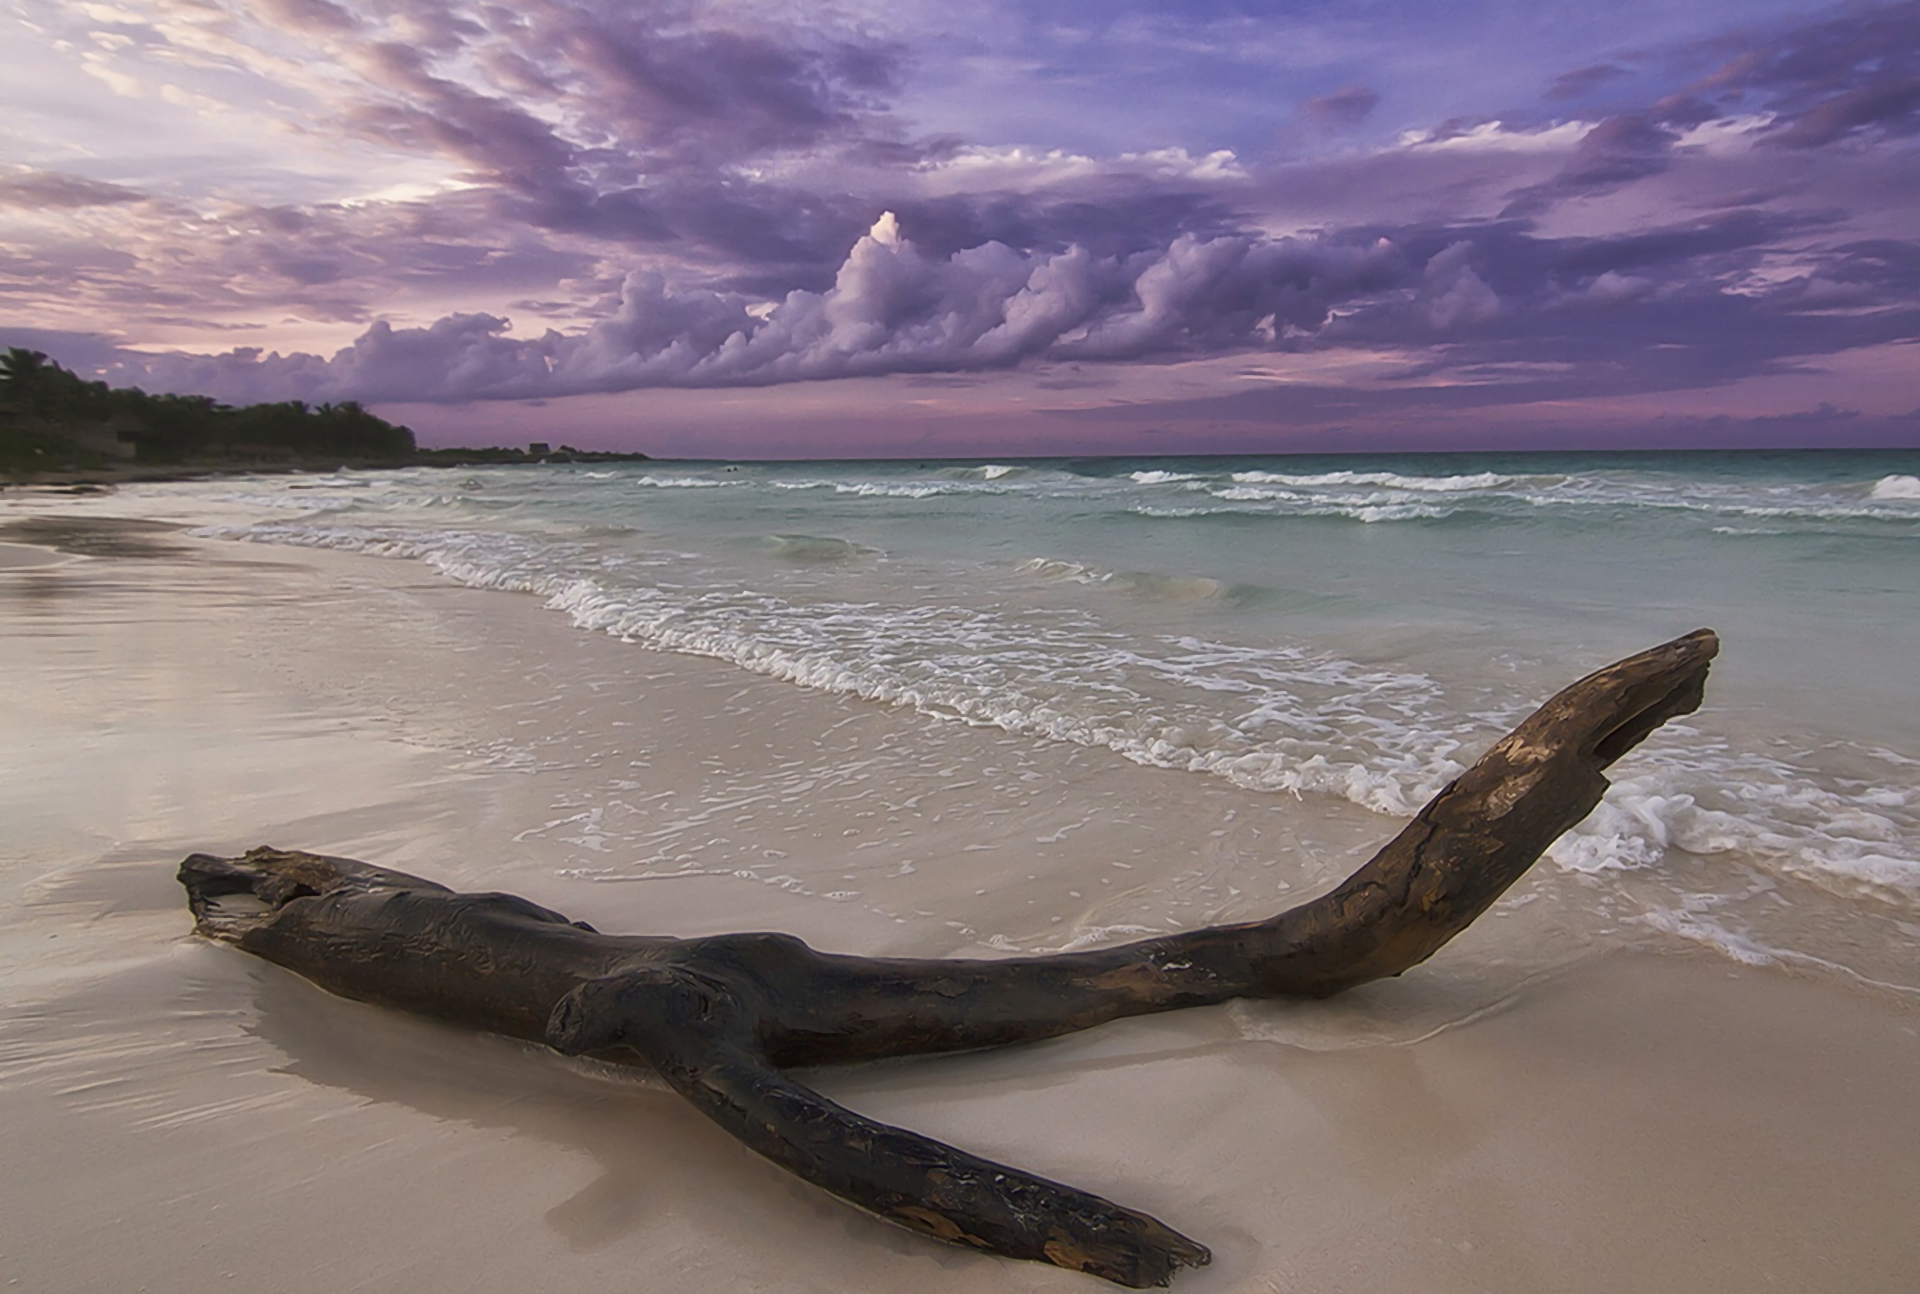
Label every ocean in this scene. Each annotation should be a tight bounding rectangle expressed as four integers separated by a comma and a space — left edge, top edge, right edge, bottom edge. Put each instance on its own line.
137, 448, 1920, 998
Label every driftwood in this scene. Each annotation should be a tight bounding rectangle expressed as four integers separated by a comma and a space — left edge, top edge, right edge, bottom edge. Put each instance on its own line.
179, 629, 1717, 1287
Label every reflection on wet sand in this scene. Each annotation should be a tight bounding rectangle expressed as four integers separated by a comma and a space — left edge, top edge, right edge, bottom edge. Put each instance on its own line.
3, 503, 1918, 1293
0, 515, 189, 559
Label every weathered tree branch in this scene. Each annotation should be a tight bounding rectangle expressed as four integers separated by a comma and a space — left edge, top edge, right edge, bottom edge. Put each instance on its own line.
179, 629, 1716, 1286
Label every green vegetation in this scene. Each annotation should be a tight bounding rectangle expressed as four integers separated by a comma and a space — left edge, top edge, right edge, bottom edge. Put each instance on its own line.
1, 348, 648, 480
1, 347, 415, 474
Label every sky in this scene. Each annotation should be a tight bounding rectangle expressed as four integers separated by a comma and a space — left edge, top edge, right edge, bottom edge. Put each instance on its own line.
3, 0, 1919, 457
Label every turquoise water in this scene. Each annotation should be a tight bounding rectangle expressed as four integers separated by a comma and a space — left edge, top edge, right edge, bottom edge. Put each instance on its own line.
161, 448, 1919, 989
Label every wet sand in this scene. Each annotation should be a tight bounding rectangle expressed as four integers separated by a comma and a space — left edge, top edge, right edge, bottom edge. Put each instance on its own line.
2, 510, 1916, 1292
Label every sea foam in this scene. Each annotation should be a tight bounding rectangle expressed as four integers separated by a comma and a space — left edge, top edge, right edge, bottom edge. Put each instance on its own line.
1229, 469, 1516, 491
175, 450, 1920, 994
200, 512, 1920, 899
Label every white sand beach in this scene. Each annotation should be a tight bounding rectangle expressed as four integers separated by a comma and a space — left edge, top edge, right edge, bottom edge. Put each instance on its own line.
3, 497, 1917, 1293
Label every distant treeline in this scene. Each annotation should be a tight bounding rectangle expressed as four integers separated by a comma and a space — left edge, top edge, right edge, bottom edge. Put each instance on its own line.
1, 347, 415, 470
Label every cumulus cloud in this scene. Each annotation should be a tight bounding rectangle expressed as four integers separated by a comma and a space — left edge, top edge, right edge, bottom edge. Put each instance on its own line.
6, 0, 1919, 432
1562, 269, 1656, 306
91, 215, 1420, 401
1421, 242, 1502, 328
89, 197, 1920, 410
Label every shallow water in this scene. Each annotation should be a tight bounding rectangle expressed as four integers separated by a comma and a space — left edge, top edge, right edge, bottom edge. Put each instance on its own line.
57, 448, 1920, 993
4, 479, 1919, 1293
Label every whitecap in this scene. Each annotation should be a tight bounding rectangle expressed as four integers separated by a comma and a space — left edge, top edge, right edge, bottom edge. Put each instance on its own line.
1869, 473, 1920, 501
1550, 761, 1920, 902
193, 516, 1920, 916
1229, 469, 1514, 492
832, 481, 957, 498
1349, 503, 1449, 522
1207, 486, 1452, 521
632, 474, 726, 488
1213, 485, 1306, 502
209, 491, 359, 512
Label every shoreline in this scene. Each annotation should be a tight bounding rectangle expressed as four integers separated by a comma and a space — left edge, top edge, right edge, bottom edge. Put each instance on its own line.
0, 448, 655, 490
7, 443, 1914, 490
3, 503, 1917, 1291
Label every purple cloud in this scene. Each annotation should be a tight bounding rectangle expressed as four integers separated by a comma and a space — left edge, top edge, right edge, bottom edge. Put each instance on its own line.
92, 216, 1407, 401
81, 198, 1917, 412
1500, 113, 1681, 216
1769, 78, 1920, 148
1301, 86, 1382, 127
1681, 0, 1920, 147
1546, 64, 1631, 102
0, 169, 145, 210
2, 0, 1916, 448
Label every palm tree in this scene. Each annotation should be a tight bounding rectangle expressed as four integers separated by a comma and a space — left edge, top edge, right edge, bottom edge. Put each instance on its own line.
0, 348, 51, 411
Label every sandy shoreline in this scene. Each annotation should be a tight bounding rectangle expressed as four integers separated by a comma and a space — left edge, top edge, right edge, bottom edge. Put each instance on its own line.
3, 506, 1916, 1292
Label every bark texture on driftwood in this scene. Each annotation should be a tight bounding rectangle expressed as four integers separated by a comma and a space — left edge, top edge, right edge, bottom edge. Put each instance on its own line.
179, 629, 1717, 1287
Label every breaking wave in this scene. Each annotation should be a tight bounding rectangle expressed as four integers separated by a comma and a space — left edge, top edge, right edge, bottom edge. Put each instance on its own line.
195, 512, 1920, 933
1229, 469, 1523, 491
